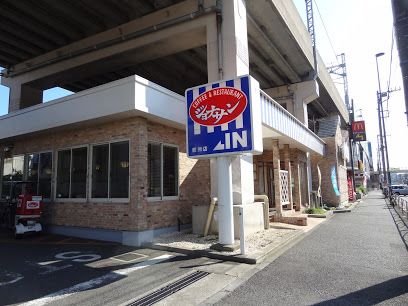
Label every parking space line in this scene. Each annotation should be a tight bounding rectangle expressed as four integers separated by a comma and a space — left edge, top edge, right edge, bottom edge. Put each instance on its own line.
20, 254, 174, 306
110, 252, 148, 263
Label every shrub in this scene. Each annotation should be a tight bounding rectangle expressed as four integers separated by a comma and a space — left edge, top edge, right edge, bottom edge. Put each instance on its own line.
304, 208, 326, 214
356, 186, 366, 195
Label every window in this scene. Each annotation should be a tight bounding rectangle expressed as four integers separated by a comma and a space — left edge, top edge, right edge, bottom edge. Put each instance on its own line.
148, 142, 178, 199
91, 141, 129, 199
1, 155, 24, 198
27, 152, 53, 198
56, 147, 88, 199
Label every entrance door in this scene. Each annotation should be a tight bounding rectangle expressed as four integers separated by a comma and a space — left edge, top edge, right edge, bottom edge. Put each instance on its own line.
257, 162, 275, 208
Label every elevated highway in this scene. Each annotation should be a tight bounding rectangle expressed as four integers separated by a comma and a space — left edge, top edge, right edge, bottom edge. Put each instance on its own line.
0, 0, 348, 124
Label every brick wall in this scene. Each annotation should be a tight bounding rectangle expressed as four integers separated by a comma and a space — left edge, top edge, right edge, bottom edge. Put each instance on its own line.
0, 117, 210, 232
310, 126, 349, 206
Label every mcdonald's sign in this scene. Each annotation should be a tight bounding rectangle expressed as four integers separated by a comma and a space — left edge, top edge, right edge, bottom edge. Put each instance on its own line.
352, 120, 366, 141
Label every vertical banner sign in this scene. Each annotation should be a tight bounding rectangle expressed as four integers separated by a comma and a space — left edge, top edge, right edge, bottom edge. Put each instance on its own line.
347, 174, 354, 201
352, 120, 366, 142
186, 75, 263, 158
331, 166, 340, 196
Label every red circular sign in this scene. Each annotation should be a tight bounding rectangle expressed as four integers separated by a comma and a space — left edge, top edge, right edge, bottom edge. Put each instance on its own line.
189, 87, 247, 126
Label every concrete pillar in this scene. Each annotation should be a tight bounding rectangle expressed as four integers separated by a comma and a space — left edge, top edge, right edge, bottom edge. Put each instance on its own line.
291, 150, 302, 211
207, 0, 254, 205
272, 140, 282, 216
288, 80, 319, 125
264, 80, 319, 123
282, 144, 293, 210
306, 152, 312, 206
7, 83, 43, 113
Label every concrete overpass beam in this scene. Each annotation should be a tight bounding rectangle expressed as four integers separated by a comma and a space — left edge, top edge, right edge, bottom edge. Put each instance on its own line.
1, 0, 216, 100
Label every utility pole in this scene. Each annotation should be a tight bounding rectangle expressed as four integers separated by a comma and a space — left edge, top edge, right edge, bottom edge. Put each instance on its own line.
328, 53, 350, 111
375, 52, 391, 197
377, 91, 387, 190
380, 93, 392, 190
349, 99, 356, 192
381, 87, 399, 188
328, 53, 355, 192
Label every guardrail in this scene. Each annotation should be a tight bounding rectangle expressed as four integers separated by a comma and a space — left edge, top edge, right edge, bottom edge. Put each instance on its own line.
395, 195, 408, 217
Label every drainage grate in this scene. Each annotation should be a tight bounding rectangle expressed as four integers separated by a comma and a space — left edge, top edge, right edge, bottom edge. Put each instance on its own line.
127, 271, 210, 306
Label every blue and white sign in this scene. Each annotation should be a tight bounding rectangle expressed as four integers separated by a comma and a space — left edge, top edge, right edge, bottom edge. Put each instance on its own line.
331, 166, 340, 196
186, 75, 263, 158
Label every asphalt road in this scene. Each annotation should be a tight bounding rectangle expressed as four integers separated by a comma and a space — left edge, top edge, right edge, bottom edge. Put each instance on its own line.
0, 232, 216, 306
0, 231, 241, 306
216, 191, 408, 306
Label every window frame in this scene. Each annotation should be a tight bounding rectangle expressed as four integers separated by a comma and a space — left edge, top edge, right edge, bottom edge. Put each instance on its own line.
89, 139, 130, 203
147, 141, 179, 202
0, 157, 3, 197
1, 155, 25, 199
25, 150, 53, 200
54, 145, 88, 202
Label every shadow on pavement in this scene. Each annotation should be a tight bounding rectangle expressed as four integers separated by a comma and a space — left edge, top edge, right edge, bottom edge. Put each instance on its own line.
313, 275, 408, 306
386, 203, 408, 252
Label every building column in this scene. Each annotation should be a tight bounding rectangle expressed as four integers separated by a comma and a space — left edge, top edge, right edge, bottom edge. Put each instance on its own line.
289, 80, 319, 125
264, 80, 319, 125
207, 0, 254, 205
306, 152, 312, 206
291, 150, 302, 211
282, 144, 293, 210
4, 82, 43, 113
272, 140, 282, 216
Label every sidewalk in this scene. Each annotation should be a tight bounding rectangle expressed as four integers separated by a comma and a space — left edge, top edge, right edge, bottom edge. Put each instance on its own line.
210, 190, 408, 306
146, 202, 359, 264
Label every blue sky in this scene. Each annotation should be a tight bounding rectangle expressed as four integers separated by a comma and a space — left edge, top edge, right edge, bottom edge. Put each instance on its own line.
1, 0, 407, 168
293, 0, 408, 169
0, 82, 8, 115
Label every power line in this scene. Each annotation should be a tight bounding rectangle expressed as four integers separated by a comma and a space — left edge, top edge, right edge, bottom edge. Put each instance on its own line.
314, 0, 339, 64
385, 27, 394, 110
387, 28, 394, 92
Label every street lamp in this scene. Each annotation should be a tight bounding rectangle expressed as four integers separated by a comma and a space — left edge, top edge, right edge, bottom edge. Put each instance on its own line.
375, 52, 392, 197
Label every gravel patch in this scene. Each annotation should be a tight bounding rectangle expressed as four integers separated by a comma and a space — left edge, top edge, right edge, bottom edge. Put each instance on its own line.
152, 226, 299, 256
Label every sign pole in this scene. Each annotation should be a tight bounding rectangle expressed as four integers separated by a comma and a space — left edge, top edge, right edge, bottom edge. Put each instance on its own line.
217, 156, 234, 245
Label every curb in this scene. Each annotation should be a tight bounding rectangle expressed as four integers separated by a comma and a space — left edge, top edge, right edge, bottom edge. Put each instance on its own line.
332, 209, 352, 213
308, 211, 334, 218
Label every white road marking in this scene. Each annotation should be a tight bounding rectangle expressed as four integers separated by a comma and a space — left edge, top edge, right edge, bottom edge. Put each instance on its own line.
110, 252, 148, 263
55, 251, 101, 262
0, 272, 24, 286
38, 260, 62, 266
39, 264, 73, 276
20, 254, 174, 306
